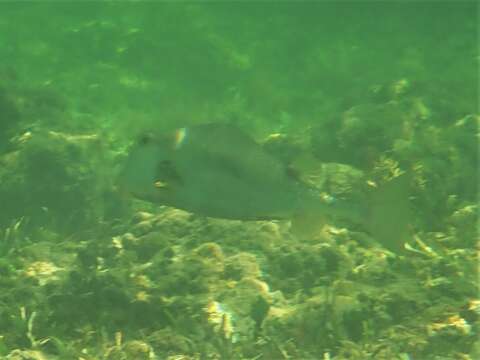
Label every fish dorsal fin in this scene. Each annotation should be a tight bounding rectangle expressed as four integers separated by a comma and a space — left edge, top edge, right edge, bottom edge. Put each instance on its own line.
366, 172, 412, 253
261, 132, 324, 187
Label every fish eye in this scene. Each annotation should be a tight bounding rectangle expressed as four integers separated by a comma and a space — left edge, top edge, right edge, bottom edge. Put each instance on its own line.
138, 134, 153, 145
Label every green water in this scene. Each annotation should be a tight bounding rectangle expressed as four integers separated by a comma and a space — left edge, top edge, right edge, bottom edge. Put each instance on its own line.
0, 2, 477, 359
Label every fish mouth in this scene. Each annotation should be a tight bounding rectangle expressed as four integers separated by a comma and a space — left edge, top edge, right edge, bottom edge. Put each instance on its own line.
154, 180, 169, 189
155, 160, 184, 186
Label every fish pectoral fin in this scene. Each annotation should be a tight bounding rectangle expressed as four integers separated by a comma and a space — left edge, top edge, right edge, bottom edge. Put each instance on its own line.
290, 212, 328, 240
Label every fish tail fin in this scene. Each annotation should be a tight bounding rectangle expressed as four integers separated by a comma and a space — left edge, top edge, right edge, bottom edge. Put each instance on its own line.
365, 172, 412, 253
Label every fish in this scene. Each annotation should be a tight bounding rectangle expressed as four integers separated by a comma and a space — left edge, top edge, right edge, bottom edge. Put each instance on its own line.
119, 123, 410, 251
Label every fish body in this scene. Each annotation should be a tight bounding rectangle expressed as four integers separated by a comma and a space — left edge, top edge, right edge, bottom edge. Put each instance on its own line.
119, 123, 362, 223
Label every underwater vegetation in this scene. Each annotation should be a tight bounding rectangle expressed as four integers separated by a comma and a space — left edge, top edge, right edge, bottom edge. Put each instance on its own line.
0, 2, 478, 360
